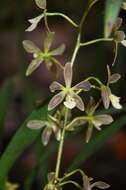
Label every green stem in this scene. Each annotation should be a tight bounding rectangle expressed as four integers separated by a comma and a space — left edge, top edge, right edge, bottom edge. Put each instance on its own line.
46, 12, 78, 28
60, 169, 85, 181
60, 180, 82, 190
80, 38, 113, 47
70, 0, 99, 67
85, 76, 103, 86
55, 108, 69, 178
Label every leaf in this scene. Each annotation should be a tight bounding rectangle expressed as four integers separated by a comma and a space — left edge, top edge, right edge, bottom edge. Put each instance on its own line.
67, 114, 126, 172
0, 105, 48, 188
35, 0, 46, 9
104, 0, 123, 37
0, 80, 13, 135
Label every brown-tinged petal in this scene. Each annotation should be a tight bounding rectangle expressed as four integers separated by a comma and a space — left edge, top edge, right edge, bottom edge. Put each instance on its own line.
64, 62, 72, 87
44, 32, 55, 52
42, 127, 52, 146
66, 116, 87, 130
109, 73, 121, 84
27, 120, 46, 129
73, 93, 85, 111
26, 59, 42, 76
113, 17, 122, 32
101, 86, 111, 109
85, 124, 93, 143
92, 114, 113, 129
49, 81, 63, 92
74, 81, 91, 91
91, 181, 110, 189
50, 44, 65, 56
23, 40, 41, 54
48, 92, 65, 111
114, 31, 125, 42
52, 125, 61, 141
35, 0, 46, 9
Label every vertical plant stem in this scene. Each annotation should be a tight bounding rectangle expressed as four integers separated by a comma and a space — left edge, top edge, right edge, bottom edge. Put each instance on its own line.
71, 1, 98, 66
55, 108, 68, 178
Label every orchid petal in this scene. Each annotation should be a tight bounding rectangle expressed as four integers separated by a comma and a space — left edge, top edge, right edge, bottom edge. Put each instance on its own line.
26, 59, 42, 76
101, 86, 111, 109
35, 0, 46, 9
74, 81, 91, 91
23, 40, 41, 54
73, 93, 85, 111
42, 127, 52, 146
91, 181, 110, 189
26, 14, 44, 32
64, 62, 72, 87
50, 44, 65, 56
49, 81, 63, 92
44, 32, 55, 52
109, 73, 121, 84
48, 92, 65, 111
27, 120, 46, 129
109, 94, 122, 109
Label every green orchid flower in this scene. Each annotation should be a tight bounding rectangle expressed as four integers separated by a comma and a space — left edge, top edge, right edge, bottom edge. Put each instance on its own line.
23, 32, 65, 76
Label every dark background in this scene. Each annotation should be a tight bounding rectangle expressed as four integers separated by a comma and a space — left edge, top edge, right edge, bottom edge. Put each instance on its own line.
0, 0, 126, 189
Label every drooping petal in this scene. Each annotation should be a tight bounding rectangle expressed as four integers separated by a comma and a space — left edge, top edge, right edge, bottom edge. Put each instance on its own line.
26, 59, 42, 76
113, 17, 122, 32
26, 14, 44, 32
73, 93, 85, 111
42, 127, 52, 146
64, 94, 76, 109
48, 92, 65, 111
91, 181, 110, 189
27, 120, 46, 129
52, 125, 61, 141
49, 81, 63, 92
35, 0, 46, 9
23, 40, 41, 54
121, 40, 126, 47
122, 2, 126, 10
74, 81, 91, 91
44, 32, 55, 52
64, 62, 72, 87
50, 44, 65, 56
101, 86, 111, 109
85, 124, 93, 143
109, 94, 122, 109
109, 73, 121, 84
92, 114, 113, 129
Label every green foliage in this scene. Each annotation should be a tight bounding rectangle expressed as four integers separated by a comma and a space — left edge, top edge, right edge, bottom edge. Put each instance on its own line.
0, 105, 48, 188
0, 80, 13, 136
104, 0, 123, 37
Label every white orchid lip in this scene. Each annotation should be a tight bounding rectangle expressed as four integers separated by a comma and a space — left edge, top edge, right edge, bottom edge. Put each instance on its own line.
109, 94, 122, 109
64, 95, 76, 109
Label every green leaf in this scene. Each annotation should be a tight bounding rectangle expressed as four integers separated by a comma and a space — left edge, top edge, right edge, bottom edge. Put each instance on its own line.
67, 114, 126, 172
35, 0, 46, 9
0, 80, 13, 136
104, 0, 123, 37
0, 105, 48, 188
